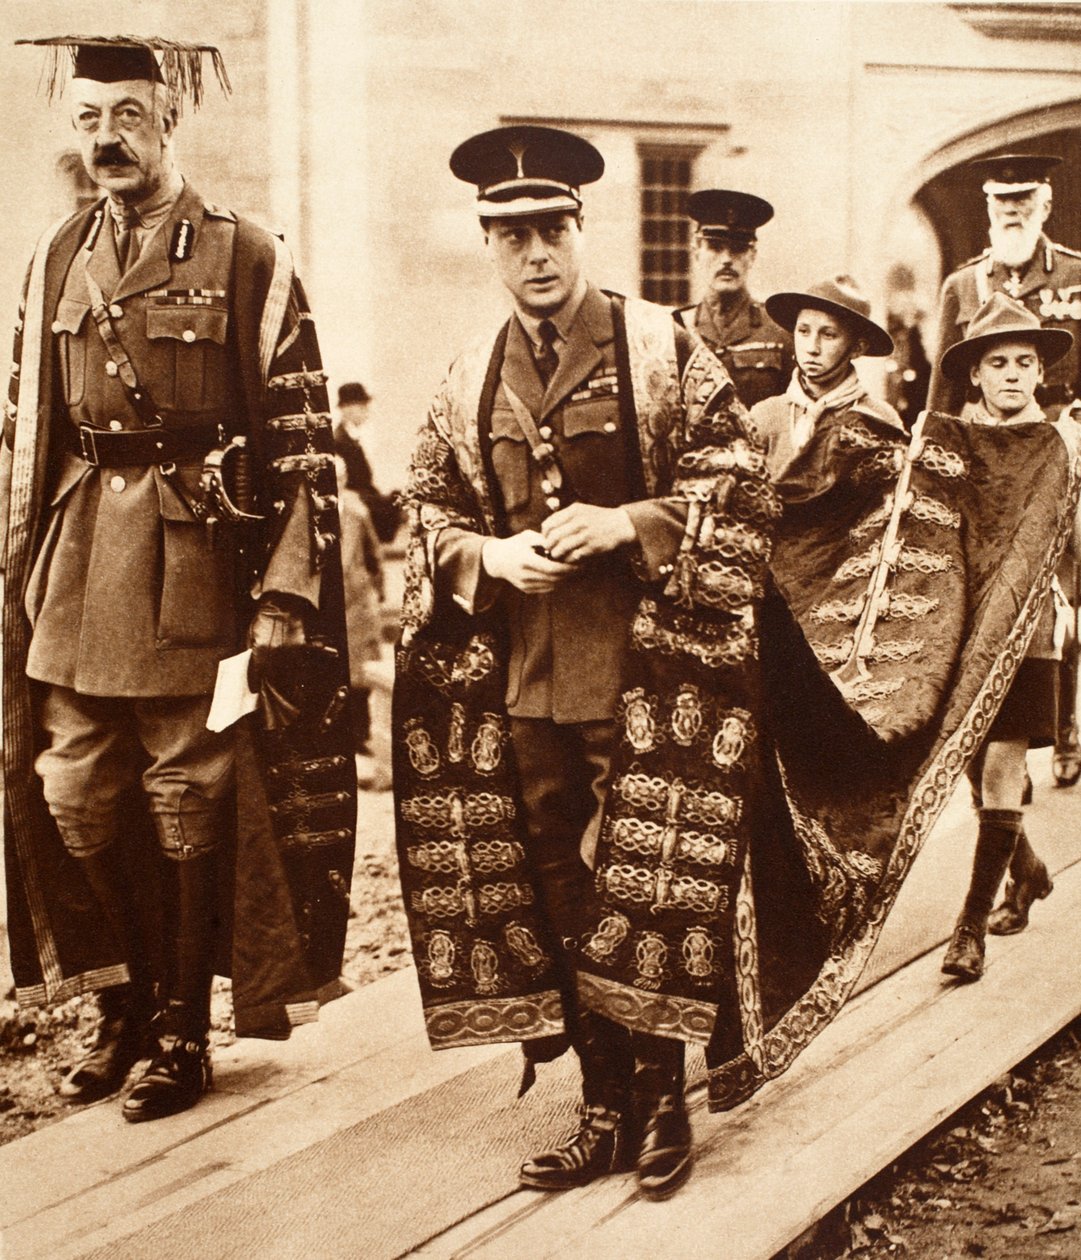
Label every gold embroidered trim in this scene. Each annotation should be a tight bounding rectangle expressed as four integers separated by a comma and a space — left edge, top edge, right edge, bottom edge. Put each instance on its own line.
911, 494, 961, 530
577, 971, 716, 1044
400, 791, 516, 834
410, 880, 535, 919
407, 838, 525, 874
425, 990, 564, 1048
600, 863, 729, 913
917, 441, 968, 479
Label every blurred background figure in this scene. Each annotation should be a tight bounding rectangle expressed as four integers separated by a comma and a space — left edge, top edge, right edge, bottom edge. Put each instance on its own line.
334, 455, 385, 759
333, 382, 401, 545
882, 262, 931, 429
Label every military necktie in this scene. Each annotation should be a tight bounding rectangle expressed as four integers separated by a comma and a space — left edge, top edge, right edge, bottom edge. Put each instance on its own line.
114, 205, 141, 274
535, 319, 559, 386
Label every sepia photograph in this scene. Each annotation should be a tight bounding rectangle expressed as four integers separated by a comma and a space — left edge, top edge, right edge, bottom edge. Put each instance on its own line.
2, 1, 1081, 1257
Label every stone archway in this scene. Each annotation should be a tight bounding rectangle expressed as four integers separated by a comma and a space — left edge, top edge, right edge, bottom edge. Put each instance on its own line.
911, 100, 1081, 279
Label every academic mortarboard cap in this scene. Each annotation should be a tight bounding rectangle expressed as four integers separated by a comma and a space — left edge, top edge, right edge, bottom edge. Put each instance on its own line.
450, 125, 604, 219
970, 152, 1062, 195
16, 36, 231, 112
687, 189, 774, 243
766, 275, 894, 357
939, 292, 1072, 381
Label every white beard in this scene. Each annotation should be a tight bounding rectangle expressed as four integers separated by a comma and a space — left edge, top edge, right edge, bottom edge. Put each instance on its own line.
989, 219, 1043, 270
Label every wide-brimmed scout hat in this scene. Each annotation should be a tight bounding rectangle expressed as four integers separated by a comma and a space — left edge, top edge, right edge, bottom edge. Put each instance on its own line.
969, 152, 1062, 196
450, 124, 604, 220
687, 189, 774, 245
16, 35, 230, 112
940, 292, 1073, 381
765, 275, 894, 357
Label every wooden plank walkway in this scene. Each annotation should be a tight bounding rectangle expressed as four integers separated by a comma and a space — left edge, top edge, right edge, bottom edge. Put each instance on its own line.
2, 758, 1080, 1260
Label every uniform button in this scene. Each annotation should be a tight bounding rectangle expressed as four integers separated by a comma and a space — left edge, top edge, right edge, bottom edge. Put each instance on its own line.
105, 360, 119, 377
541, 479, 554, 494
108, 420, 122, 431
182, 329, 196, 343
50, 320, 63, 334
545, 495, 560, 510
109, 475, 126, 493
109, 304, 124, 319
603, 421, 617, 433
538, 425, 553, 440
755, 360, 765, 369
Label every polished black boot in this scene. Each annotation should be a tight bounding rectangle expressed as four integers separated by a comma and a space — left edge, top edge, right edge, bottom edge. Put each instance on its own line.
59, 984, 155, 1103
988, 829, 1053, 935
124, 851, 216, 1123
122, 1000, 212, 1123
60, 846, 156, 1103
633, 1033, 692, 1201
943, 809, 1021, 982
519, 1012, 633, 1190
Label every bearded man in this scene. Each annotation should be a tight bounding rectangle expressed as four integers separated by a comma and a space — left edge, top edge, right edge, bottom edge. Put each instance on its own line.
928, 153, 1081, 419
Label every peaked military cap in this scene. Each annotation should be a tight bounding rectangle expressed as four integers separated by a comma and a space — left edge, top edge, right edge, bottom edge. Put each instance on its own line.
17, 35, 231, 112
687, 189, 774, 243
450, 125, 604, 219
766, 275, 894, 357
940, 292, 1073, 381
970, 152, 1062, 195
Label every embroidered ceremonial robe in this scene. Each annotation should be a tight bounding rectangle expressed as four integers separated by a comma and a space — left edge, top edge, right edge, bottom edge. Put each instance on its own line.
1, 189, 356, 1038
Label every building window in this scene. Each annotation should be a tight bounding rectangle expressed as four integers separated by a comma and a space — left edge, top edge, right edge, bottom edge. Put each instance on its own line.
639, 146, 698, 305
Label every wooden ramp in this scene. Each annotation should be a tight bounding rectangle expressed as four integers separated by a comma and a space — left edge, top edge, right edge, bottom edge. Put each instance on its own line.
2, 767, 1081, 1260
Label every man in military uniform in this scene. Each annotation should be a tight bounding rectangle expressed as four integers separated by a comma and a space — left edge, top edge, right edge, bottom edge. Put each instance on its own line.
674, 188, 794, 407
928, 153, 1081, 419
928, 154, 1081, 791
2, 37, 354, 1123
395, 126, 775, 1200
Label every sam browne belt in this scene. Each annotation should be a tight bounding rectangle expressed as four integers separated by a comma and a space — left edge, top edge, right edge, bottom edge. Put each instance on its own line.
77, 422, 223, 468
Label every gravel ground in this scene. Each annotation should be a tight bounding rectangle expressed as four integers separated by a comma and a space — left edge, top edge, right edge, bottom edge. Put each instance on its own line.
0, 783, 409, 1145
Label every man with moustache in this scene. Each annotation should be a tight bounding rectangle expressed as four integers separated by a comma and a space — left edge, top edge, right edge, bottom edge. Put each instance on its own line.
2, 37, 354, 1122
928, 154, 1081, 419
674, 189, 794, 407
396, 125, 776, 1199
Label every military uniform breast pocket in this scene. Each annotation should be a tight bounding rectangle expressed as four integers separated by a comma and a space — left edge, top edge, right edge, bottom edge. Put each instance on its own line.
51, 297, 92, 407
728, 343, 784, 378
562, 398, 622, 506
145, 303, 229, 412
489, 407, 532, 514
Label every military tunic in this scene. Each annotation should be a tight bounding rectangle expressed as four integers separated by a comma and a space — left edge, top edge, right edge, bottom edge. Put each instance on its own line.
437, 283, 686, 722
24, 181, 318, 698
2, 183, 356, 1027
928, 235, 1081, 418
675, 291, 794, 408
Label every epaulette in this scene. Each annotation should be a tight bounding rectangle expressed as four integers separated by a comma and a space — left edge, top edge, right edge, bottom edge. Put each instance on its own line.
1052, 241, 1081, 261
955, 247, 991, 271
203, 202, 238, 223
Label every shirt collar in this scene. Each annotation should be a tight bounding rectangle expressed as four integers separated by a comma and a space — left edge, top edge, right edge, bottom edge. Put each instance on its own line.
515, 278, 589, 352
109, 171, 185, 233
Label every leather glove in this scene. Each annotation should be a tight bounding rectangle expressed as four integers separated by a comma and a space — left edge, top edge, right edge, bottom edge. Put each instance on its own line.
248, 595, 311, 730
